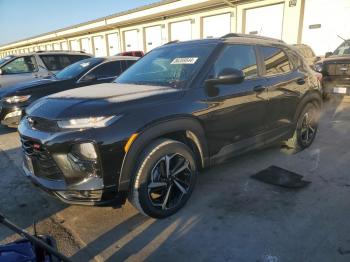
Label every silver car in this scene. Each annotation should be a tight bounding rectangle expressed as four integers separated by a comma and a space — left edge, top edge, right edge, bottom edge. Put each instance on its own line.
0, 51, 93, 88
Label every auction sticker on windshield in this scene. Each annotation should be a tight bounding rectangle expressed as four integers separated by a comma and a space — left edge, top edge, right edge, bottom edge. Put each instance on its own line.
171, 57, 198, 64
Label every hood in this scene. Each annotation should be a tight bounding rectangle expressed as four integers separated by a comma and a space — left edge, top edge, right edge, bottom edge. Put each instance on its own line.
27, 83, 184, 119
0, 78, 66, 98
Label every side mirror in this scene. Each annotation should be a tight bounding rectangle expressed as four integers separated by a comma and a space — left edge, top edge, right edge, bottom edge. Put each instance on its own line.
325, 52, 332, 58
206, 68, 245, 86
0, 69, 3, 75
80, 74, 97, 83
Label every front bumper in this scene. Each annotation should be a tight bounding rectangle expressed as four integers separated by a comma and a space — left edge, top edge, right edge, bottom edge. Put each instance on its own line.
18, 117, 129, 206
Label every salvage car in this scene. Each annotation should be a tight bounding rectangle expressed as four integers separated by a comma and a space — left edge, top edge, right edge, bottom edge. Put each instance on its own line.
0, 56, 138, 127
314, 39, 350, 96
18, 34, 322, 218
0, 51, 93, 88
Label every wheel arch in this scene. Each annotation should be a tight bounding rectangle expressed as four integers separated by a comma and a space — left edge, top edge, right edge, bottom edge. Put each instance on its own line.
118, 116, 209, 192
293, 90, 323, 123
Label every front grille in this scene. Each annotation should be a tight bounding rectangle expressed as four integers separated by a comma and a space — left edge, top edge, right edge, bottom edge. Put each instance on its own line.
21, 136, 63, 181
326, 63, 350, 76
27, 116, 58, 132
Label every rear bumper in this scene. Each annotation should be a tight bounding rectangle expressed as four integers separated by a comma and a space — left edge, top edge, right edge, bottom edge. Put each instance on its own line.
323, 76, 350, 95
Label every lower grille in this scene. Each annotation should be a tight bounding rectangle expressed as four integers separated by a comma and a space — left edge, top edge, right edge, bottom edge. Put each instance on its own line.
21, 136, 63, 181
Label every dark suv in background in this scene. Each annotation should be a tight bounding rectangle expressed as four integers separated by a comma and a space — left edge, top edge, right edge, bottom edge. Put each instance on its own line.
0, 56, 138, 127
19, 34, 322, 218
0, 51, 92, 88
314, 39, 350, 96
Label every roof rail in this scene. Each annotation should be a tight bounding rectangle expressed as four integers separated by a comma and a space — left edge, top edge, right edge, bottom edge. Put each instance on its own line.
34, 50, 87, 53
221, 33, 285, 43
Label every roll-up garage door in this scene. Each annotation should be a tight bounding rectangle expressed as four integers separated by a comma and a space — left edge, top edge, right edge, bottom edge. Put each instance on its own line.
245, 3, 284, 39
81, 38, 92, 54
61, 42, 68, 51
170, 20, 192, 41
145, 25, 163, 52
70, 40, 80, 51
302, 0, 350, 56
124, 30, 139, 52
107, 33, 120, 55
93, 36, 106, 57
203, 13, 231, 38
53, 43, 61, 51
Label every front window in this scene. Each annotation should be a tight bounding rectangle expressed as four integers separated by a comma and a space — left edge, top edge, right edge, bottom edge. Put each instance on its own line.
333, 40, 350, 56
55, 58, 103, 80
1, 56, 37, 74
116, 43, 216, 89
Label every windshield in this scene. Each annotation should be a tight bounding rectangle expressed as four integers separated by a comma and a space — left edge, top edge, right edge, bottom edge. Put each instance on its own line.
55, 58, 103, 80
0, 56, 14, 66
116, 43, 216, 89
333, 40, 350, 56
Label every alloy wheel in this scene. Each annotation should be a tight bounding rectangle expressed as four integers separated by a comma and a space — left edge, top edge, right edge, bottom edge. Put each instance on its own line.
147, 153, 193, 210
300, 108, 317, 146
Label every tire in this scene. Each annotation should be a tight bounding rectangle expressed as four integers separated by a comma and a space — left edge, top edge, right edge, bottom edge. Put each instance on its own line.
283, 102, 320, 153
129, 138, 197, 218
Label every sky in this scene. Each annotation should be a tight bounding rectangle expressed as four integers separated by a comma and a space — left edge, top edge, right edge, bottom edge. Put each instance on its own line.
0, 0, 159, 46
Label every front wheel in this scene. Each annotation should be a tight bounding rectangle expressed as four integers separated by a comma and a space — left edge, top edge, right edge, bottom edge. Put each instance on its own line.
283, 102, 320, 153
129, 139, 197, 218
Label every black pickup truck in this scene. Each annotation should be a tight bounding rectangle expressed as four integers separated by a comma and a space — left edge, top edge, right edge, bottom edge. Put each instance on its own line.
315, 40, 350, 96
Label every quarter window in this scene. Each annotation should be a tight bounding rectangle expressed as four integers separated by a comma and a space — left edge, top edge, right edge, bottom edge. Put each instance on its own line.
1, 56, 37, 74
260, 46, 292, 76
213, 45, 258, 79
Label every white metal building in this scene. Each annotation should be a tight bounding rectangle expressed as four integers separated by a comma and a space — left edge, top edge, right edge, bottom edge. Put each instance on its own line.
0, 0, 349, 58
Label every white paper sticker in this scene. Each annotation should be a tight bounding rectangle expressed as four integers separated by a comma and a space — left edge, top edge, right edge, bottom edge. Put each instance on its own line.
171, 57, 198, 65
80, 62, 91, 68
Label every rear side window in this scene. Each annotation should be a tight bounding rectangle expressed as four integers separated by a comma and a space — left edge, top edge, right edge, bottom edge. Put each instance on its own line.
40, 54, 91, 71
88, 61, 123, 78
260, 46, 292, 76
1, 56, 37, 74
213, 44, 258, 78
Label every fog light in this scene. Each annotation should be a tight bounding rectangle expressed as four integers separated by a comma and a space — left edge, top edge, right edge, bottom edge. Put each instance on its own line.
72, 142, 97, 160
56, 190, 103, 201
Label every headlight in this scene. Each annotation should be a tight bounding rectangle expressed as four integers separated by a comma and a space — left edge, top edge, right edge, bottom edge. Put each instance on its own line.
57, 115, 121, 129
4, 95, 31, 104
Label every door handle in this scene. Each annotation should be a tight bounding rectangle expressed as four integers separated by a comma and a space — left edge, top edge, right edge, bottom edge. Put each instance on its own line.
253, 85, 266, 92
296, 78, 306, 85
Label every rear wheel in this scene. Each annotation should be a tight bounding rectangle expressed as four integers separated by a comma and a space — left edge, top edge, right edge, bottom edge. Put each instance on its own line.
129, 139, 197, 218
283, 102, 320, 153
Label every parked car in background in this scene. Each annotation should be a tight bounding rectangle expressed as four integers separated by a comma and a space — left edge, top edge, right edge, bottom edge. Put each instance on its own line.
0, 55, 15, 66
314, 39, 350, 96
19, 35, 322, 218
0, 51, 93, 89
0, 56, 138, 127
116, 51, 144, 57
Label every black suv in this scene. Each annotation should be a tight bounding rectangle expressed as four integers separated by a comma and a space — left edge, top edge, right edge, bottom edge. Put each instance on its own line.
314, 39, 350, 96
18, 35, 322, 218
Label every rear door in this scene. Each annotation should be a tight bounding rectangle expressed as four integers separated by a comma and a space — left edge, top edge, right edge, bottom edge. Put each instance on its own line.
259, 45, 307, 136
203, 44, 269, 158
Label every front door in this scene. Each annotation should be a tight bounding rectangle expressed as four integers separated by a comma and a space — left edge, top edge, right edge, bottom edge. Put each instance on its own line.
203, 44, 269, 160
0, 56, 39, 88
